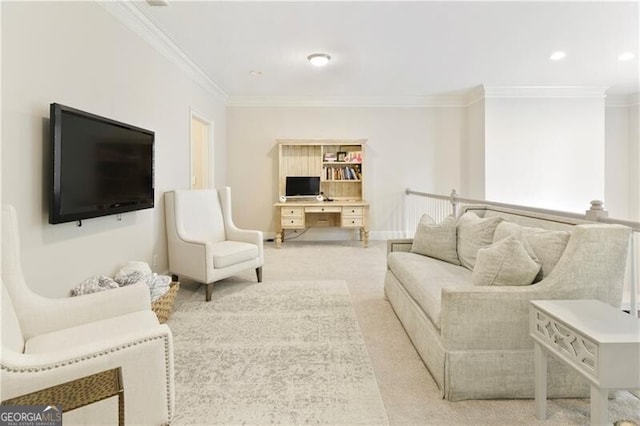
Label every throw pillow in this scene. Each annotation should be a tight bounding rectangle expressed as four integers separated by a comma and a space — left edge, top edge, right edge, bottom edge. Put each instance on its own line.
472, 236, 541, 286
493, 221, 570, 281
411, 214, 460, 265
526, 230, 571, 280
456, 212, 504, 270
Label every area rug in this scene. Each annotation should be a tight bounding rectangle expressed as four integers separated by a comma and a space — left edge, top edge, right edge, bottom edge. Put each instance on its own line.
167, 280, 389, 425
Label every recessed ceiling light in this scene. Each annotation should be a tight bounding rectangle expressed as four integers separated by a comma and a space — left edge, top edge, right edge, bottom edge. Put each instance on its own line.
250, 70, 262, 76
550, 51, 567, 61
618, 52, 635, 61
307, 53, 331, 67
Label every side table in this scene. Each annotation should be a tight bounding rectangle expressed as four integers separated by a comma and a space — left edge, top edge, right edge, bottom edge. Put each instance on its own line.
529, 299, 640, 425
1, 367, 124, 425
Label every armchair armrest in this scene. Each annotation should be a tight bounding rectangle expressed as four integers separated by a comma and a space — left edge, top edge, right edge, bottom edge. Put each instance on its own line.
18, 284, 152, 339
167, 234, 210, 283
1, 325, 174, 424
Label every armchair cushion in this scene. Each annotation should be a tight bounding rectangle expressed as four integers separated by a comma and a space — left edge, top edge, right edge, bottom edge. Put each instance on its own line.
211, 241, 260, 268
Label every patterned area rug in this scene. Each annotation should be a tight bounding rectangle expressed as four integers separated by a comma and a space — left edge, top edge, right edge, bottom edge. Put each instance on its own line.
168, 280, 389, 425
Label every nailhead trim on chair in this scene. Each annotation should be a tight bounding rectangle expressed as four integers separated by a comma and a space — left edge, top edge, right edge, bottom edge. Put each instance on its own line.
1, 333, 173, 421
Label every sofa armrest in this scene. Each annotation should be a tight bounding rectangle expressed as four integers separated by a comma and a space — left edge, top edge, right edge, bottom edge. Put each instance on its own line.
387, 239, 413, 255
440, 224, 631, 351
440, 285, 547, 351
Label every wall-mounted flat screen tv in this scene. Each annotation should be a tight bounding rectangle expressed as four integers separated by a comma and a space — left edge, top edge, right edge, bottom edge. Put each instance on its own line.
285, 176, 320, 197
49, 103, 154, 224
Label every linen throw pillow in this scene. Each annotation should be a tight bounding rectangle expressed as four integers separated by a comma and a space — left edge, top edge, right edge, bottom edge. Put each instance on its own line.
411, 214, 460, 265
526, 231, 570, 279
493, 221, 570, 281
472, 236, 541, 286
456, 212, 503, 270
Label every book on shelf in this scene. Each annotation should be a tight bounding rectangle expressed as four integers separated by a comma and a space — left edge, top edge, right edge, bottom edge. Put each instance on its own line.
322, 165, 361, 181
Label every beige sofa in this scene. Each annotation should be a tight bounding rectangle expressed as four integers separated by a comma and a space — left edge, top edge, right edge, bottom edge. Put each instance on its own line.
384, 204, 631, 401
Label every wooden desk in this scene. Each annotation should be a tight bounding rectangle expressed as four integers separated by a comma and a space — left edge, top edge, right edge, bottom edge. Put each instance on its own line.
274, 200, 369, 248
529, 300, 640, 425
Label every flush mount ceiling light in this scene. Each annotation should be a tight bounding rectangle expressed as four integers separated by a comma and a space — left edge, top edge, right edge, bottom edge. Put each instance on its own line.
550, 51, 567, 61
618, 51, 635, 61
307, 53, 331, 67
146, 0, 169, 5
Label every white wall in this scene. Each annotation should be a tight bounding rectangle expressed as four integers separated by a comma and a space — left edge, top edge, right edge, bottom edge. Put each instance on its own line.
1, 2, 226, 296
484, 96, 605, 213
630, 102, 640, 222
605, 104, 633, 219
226, 106, 465, 240
461, 99, 485, 199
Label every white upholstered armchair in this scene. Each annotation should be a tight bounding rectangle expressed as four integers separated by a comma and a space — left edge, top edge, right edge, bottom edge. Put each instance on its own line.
0, 206, 174, 425
164, 187, 264, 301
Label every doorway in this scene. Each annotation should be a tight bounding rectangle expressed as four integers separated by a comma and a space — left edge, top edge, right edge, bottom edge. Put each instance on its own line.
190, 111, 212, 189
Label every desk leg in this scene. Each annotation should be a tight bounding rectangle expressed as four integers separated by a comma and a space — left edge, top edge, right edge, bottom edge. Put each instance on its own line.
534, 343, 547, 420
590, 386, 608, 426
276, 229, 282, 248
363, 229, 369, 248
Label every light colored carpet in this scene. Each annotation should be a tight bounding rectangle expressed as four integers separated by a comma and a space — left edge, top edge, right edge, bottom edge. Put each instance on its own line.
168, 279, 388, 425
171, 240, 640, 425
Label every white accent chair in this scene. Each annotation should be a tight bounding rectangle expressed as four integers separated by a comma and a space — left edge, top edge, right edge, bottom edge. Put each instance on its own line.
164, 187, 264, 301
0, 205, 174, 425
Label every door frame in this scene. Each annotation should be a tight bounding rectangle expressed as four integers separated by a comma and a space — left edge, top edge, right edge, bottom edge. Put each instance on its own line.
189, 108, 213, 189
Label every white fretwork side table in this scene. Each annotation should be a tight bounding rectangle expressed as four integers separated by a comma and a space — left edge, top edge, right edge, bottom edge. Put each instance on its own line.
529, 299, 640, 426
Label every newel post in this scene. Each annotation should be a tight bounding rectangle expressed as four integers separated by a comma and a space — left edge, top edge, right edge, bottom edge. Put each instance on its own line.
585, 200, 608, 221
450, 189, 459, 217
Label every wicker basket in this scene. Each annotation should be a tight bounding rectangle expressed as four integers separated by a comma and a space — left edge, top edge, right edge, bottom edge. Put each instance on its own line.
151, 281, 179, 323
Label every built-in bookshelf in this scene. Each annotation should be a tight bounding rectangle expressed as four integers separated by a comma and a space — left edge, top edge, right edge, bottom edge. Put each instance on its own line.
278, 139, 366, 201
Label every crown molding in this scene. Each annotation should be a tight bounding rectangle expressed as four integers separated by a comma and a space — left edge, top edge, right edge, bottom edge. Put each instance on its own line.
483, 86, 608, 99
96, 0, 227, 102
226, 95, 469, 108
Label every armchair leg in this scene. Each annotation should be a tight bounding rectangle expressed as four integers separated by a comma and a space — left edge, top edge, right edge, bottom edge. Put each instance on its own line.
256, 267, 263, 283
205, 283, 213, 302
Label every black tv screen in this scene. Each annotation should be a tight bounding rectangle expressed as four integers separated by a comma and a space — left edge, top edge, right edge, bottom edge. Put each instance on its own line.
286, 176, 320, 197
50, 103, 154, 224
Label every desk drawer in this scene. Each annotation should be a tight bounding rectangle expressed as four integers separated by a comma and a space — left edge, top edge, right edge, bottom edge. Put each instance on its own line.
305, 206, 342, 213
281, 207, 304, 217
282, 217, 305, 228
342, 207, 364, 216
342, 216, 364, 227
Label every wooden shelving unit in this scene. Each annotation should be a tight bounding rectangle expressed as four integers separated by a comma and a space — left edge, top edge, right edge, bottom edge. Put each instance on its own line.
277, 139, 366, 201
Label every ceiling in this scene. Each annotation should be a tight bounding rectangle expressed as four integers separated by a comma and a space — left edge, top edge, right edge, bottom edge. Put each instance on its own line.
133, 1, 639, 102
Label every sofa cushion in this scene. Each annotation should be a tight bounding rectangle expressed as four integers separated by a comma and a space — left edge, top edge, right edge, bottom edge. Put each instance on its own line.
211, 241, 259, 268
411, 214, 460, 265
472, 236, 541, 286
493, 221, 570, 281
388, 252, 472, 329
456, 212, 503, 270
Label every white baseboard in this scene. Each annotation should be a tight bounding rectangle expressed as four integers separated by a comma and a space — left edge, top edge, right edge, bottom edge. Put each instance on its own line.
263, 229, 408, 242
